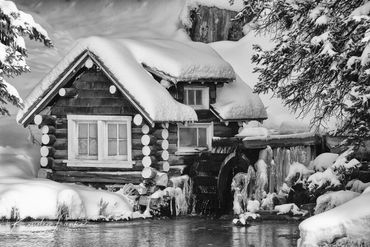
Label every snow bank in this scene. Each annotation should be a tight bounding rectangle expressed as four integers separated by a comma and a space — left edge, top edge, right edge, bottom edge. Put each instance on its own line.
0, 146, 37, 178
0, 178, 133, 220
211, 75, 267, 120
298, 190, 370, 246
236, 121, 268, 138
314, 190, 360, 215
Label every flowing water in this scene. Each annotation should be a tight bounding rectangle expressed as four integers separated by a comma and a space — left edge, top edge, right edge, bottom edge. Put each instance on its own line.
0, 218, 299, 247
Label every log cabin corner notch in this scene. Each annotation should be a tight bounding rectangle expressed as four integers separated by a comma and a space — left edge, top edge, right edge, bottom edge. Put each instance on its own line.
16, 37, 267, 185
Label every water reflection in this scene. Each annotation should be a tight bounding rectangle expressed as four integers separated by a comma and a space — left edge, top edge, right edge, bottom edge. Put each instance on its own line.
0, 218, 299, 247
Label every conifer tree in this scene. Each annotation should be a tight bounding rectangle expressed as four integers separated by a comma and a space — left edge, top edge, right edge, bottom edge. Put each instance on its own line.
0, 0, 52, 115
235, 0, 370, 144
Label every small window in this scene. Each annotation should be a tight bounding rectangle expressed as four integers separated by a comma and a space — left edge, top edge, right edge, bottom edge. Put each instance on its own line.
184, 86, 209, 109
67, 115, 132, 168
178, 123, 213, 152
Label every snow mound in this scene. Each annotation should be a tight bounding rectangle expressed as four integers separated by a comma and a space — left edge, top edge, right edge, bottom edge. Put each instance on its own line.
278, 121, 310, 135
298, 190, 370, 246
312, 153, 338, 172
314, 190, 360, 215
307, 168, 341, 191
57, 189, 85, 219
236, 121, 268, 138
246, 199, 260, 213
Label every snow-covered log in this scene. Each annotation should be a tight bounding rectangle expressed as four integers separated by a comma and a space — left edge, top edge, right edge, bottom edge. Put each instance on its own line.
152, 161, 170, 172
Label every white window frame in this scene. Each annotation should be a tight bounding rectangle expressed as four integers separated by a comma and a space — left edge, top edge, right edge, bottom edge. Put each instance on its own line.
177, 122, 213, 153
67, 115, 133, 168
184, 86, 209, 110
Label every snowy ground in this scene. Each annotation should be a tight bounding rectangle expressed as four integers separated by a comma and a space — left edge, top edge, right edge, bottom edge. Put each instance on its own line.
0, 147, 133, 221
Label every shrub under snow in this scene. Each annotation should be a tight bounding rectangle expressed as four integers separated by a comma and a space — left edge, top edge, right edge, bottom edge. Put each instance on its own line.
314, 190, 360, 215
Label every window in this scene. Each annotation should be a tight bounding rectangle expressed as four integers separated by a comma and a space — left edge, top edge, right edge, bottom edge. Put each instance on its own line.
67, 115, 132, 168
184, 86, 209, 109
177, 123, 213, 152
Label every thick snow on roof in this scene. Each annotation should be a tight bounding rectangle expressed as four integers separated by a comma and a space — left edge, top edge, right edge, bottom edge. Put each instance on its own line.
18, 36, 231, 124
212, 75, 267, 120
123, 39, 235, 81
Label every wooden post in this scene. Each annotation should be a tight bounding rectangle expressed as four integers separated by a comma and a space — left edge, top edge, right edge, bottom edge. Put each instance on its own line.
58, 88, 77, 97
34, 115, 56, 126
133, 114, 143, 126
41, 134, 57, 145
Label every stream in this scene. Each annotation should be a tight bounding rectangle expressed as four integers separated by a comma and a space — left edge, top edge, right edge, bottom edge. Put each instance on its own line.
0, 217, 300, 247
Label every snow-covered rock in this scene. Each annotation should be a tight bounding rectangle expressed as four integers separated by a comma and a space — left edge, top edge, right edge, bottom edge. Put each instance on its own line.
314, 190, 360, 215
346, 179, 370, 193
275, 203, 307, 216
312, 153, 338, 172
285, 162, 314, 185
298, 189, 370, 246
246, 199, 260, 213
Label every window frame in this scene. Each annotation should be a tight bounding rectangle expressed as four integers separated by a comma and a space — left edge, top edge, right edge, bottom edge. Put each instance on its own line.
183, 86, 209, 110
177, 122, 213, 153
67, 115, 133, 168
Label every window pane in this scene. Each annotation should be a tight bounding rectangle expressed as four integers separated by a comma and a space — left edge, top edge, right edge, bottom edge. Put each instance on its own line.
119, 124, 127, 139
196, 90, 202, 105
198, 128, 207, 147
89, 138, 98, 155
89, 124, 97, 138
119, 140, 128, 155
78, 139, 88, 155
188, 90, 195, 105
179, 128, 197, 147
108, 140, 118, 156
78, 124, 88, 138
108, 124, 117, 139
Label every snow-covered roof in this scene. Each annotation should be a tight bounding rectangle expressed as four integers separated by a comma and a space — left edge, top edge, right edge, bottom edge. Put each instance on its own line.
211, 75, 267, 120
17, 36, 266, 125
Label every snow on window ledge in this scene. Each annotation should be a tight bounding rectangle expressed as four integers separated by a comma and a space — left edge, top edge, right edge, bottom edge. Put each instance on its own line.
64, 160, 134, 168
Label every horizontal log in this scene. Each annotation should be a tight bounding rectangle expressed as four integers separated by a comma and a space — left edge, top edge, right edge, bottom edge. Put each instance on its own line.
156, 139, 169, 150
142, 155, 157, 167
40, 146, 55, 157
158, 150, 169, 161
37, 168, 52, 179
132, 132, 144, 139
51, 106, 135, 115
52, 160, 144, 172
59, 88, 78, 97
153, 128, 169, 140
133, 114, 143, 126
141, 135, 156, 146
76, 89, 120, 98
41, 134, 56, 145
34, 115, 56, 126
56, 118, 67, 129
55, 128, 67, 138
142, 124, 151, 134
132, 127, 142, 134
152, 161, 170, 172
167, 132, 177, 142
40, 157, 54, 168
74, 77, 110, 90
53, 138, 67, 149
132, 150, 144, 160
51, 170, 142, 184
132, 138, 143, 147
142, 145, 158, 156
109, 85, 117, 94
54, 150, 68, 159
142, 167, 157, 179
55, 97, 125, 107
41, 125, 56, 135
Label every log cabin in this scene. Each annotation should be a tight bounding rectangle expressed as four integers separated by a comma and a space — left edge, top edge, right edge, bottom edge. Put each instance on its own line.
17, 36, 268, 188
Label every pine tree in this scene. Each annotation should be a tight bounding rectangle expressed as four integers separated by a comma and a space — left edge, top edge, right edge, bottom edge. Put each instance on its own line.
0, 0, 52, 115
235, 0, 370, 144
